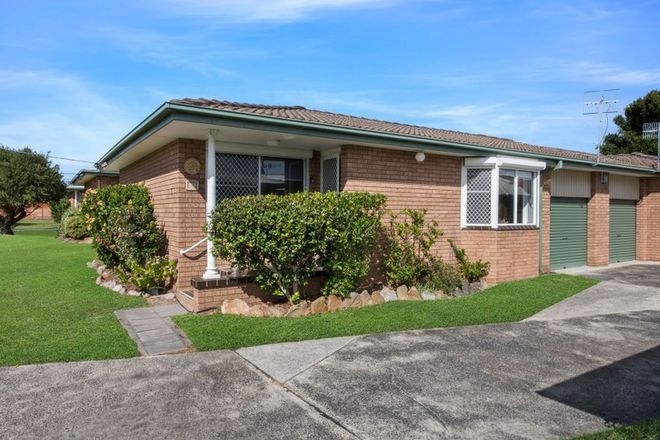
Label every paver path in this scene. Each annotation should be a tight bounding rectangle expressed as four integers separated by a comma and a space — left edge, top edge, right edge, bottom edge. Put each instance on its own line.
115, 303, 190, 356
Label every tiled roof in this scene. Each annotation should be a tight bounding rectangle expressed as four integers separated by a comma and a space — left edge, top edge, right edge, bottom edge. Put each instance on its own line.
171, 98, 658, 171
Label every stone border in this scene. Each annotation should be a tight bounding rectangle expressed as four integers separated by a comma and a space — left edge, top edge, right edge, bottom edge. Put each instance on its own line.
88, 260, 175, 299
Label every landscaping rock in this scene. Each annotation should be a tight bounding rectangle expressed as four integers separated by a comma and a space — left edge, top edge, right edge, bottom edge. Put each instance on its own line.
160, 292, 175, 300
102, 280, 116, 290
371, 291, 385, 305
127, 290, 142, 297
379, 287, 398, 302
249, 304, 271, 317
101, 270, 112, 281
96, 265, 105, 275
327, 295, 343, 312
310, 297, 327, 314
408, 287, 422, 301
341, 297, 355, 309
268, 306, 286, 317
436, 291, 450, 299
221, 299, 251, 316
421, 290, 436, 300
286, 301, 311, 317
396, 285, 410, 300
95, 276, 102, 286
452, 287, 463, 297
357, 291, 372, 306
470, 281, 484, 293
349, 291, 359, 299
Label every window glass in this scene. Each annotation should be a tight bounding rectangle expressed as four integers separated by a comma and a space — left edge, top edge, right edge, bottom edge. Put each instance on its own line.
498, 169, 515, 224
517, 171, 534, 224
261, 157, 304, 195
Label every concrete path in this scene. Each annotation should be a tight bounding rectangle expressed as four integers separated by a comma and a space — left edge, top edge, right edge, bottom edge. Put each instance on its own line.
528, 263, 660, 321
2, 310, 659, 439
115, 304, 190, 356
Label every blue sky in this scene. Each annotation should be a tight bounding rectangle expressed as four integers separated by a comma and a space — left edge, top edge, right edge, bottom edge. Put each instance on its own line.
1, 0, 659, 179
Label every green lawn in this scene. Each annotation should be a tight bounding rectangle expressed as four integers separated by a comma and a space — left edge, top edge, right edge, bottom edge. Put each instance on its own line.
569, 418, 660, 439
0, 222, 146, 366
174, 273, 598, 351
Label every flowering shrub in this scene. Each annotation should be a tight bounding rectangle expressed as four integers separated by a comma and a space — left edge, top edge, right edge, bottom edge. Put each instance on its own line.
80, 184, 164, 271
118, 256, 177, 291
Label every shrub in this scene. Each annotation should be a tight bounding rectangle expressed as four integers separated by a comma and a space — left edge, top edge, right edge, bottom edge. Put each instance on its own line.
80, 184, 164, 270
118, 256, 177, 291
424, 258, 462, 294
50, 198, 71, 224
383, 208, 442, 287
448, 239, 490, 282
208, 191, 386, 302
59, 208, 87, 239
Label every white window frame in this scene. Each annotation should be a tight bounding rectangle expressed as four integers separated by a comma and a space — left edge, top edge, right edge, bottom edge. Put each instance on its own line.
461, 156, 545, 229
320, 148, 341, 193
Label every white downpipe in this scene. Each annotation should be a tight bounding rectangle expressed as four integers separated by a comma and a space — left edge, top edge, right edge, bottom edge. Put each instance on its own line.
203, 130, 221, 279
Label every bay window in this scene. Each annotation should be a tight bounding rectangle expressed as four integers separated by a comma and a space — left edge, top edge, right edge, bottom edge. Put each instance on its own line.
461, 156, 545, 228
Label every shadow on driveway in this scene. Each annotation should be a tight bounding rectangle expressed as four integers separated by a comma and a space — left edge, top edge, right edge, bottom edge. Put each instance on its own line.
538, 345, 660, 425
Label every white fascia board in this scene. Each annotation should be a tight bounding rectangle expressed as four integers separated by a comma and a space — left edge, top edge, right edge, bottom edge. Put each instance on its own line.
495, 155, 547, 170
464, 156, 498, 167
215, 142, 314, 159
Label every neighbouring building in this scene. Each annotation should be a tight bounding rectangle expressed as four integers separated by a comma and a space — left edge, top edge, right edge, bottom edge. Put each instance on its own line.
87, 98, 660, 312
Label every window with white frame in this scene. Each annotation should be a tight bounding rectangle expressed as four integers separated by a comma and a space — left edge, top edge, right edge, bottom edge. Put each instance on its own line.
216, 152, 306, 200
462, 157, 544, 228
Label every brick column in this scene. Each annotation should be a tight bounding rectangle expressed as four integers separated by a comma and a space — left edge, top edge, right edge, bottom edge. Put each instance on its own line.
587, 172, 609, 266
637, 176, 660, 261
540, 171, 552, 273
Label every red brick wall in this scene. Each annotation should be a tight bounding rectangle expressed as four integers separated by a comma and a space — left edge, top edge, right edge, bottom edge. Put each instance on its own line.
84, 175, 119, 191
340, 145, 541, 284
120, 139, 207, 290
637, 176, 660, 261
587, 172, 609, 266
24, 203, 52, 220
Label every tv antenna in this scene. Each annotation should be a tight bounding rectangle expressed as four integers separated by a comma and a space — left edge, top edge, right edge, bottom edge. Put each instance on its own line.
643, 122, 660, 171
583, 89, 619, 163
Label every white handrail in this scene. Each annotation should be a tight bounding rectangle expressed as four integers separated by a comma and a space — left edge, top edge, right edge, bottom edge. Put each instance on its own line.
180, 237, 208, 256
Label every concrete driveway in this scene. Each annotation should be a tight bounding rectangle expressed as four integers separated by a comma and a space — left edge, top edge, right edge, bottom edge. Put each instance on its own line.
528, 263, 660, 321
2, 310, 659, 439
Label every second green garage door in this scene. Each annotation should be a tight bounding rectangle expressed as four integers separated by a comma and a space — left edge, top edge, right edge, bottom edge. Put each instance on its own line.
550, 198, 588, 270
609, 200, 637, 263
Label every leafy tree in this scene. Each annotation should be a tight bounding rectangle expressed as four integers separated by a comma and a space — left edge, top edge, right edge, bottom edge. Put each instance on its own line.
601, 90, 660, 155
0, 146, 65, 234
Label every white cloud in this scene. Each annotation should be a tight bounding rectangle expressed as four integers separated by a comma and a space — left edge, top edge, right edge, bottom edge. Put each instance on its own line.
0, 69, 143, 177
150, 0, 399, 22
519, 58, 660, 86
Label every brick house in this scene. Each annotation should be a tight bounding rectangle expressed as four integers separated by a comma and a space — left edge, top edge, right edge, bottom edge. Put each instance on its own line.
71, 169, 120, 190
91, 98, 660, 312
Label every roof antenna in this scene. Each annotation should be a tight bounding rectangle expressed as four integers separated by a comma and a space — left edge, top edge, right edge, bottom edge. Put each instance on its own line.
583, 89, 619, 165
643, 122, 660, 171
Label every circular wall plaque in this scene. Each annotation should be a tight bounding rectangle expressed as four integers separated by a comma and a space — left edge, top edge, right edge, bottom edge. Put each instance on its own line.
184, 158, 201, 175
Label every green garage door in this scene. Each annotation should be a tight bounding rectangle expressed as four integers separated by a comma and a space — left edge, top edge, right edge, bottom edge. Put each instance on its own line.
550, 198, 588, 270
609, 200, 636, 263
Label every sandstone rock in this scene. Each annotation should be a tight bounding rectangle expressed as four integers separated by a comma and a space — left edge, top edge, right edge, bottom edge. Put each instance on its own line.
102, 280, 116, 290
421, 290, 436, 300
112, 284, 123, 293
341, 297, 355, 309
310, 297, 328, 314
452, 287, 464, 297
101, 270, 112, 280
249, 304, 270, 317
349, 291, 359, 299
286, 301, 311, 317
357, 291, 372, 306
221, 298, 251, 316
396, 285, 410, 300
436, 291, 450, 299
127, 289, 142, 297
160, 292, 175, 300
379, 287, 398, 302
371, 291, 385, 305
96, 265, 105, 275
408, 287, 422, 301
95, 276, 102, 286
327, 295, 343, 312
269, 306, 285, 317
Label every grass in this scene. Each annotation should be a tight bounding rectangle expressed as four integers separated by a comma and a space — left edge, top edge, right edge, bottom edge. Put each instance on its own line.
569, 418, 660, 439
0, 221, 146, 366
173, 273, 598, 351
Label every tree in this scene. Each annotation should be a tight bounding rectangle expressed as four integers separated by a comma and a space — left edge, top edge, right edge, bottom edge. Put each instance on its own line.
601, 90, 660, 156
0, 146, 65, 234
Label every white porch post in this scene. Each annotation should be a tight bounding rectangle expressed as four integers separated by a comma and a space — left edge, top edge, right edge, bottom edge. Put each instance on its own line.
73, 191, 78, 208
203, 129, 220, 279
